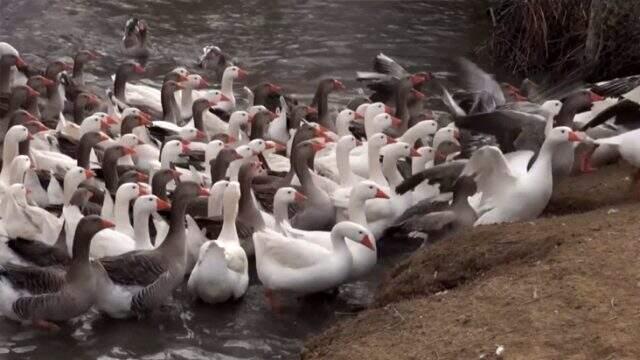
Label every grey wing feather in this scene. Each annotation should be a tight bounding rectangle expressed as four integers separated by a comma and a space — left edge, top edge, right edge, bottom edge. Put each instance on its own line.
373, 53, 408, 78
130, 270, 181, 317
457, 58, 505, 108
100, 251, 167, 286
0, 264, 65, 294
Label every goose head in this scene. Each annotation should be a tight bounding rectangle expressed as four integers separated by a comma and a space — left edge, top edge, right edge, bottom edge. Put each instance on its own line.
364, 102, 391, 122
541, 100, 563, 116
205, 140, 226, 159
74, 50, 99, 65
373, 113, 402, 131
332, 221, 375, 251
134, 194, 171, 216
7, 125, 32, 143
182, 74, 209, 90
546, 126, 582, 145
164, 80, 186, 93
115, 182, 149, 203
368, 132, 394, 151
210, 179, 230, 201
26, 75, 54, 94
337, 134, 360, 153
118, 62, 145, 78
409, 120, 438, 141
235, 144, 256, 159
76, 92, 101, 108
433, 126, 460, 148
351, 180, 389, 201
248, 139, 267, 154
355, 103, 369, 120
223, 181, 241, 205
178, 127, 207, 141
198, 45, 228, 69
161, 139, 190, 163
121, 107, 151, 122
80, 112, 117, 135
206, 90, 230, 104
275, 187, 306, 206
8, 109, 38, 128
193, 98, 215, 118
336, 109, 358, 136
65, 166, 95, 187
0, 52, 27, 69
8, 155, 31, 184
416, 146, 435, 163
381, 141, 420, 161
45, 60, 72, 81
8, 183, 29, 206
229, 110, 251, 130
120, 133, 142, 147
224, 66, 248, 81
122, 18, 147, 48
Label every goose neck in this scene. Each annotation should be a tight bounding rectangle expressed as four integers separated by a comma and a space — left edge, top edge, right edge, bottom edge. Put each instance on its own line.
219, 196, 239, 244
347, 196, 368, 226
133, 206, 153, 249
367, 145, 386, 186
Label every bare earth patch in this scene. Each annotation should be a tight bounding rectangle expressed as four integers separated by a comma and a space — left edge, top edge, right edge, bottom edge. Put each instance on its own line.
303, 162, 640, 360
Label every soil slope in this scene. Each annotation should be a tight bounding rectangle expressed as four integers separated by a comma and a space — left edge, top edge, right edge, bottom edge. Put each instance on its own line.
303, 162, 640, 360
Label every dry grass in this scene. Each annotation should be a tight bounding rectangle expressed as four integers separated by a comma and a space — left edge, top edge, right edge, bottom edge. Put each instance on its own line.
487, 0, 640, 81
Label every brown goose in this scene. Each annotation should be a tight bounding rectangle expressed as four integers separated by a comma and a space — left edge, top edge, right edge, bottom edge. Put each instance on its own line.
309, 78, 345, 132
41, 60, 72, 124
0, 215, 114, 330
290, 140, 336, 231
96, 181, 208, 318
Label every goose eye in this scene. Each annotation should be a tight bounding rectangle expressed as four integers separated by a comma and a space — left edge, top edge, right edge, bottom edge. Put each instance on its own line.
358, 231, 363, 234
369, 186, 373, 189
148, 198, 153, 202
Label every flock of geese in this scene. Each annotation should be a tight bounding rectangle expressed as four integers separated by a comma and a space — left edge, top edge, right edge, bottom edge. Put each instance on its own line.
1, 17, 640, 331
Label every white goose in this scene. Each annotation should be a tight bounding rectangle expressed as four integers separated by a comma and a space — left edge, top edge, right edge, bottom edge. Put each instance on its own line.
188, 181, 249, 304
465, 126, 581, 225
252, 221, 374, 306
0, 184, 63, 244
213, 66, 248, 112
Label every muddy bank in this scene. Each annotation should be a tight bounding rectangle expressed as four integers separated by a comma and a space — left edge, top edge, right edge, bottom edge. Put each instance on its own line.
303, 162, 640, 359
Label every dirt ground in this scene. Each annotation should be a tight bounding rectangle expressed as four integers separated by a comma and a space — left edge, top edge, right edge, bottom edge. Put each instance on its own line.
303, 161, 640, 360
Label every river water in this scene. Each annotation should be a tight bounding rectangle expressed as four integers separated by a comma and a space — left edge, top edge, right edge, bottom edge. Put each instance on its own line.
0, 0, 487, 359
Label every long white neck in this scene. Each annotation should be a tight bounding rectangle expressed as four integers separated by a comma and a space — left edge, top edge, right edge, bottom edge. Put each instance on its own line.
219, 197, 239, 244
133, 206, 153, 249
114, 196, 134, 235
336, 144, 355, 186
208, 190, 224, 217
160, 150, 178, 169
382, 154, 404, 188
228, 118, 241, 140
399, 126, 420, 146
221, 73, 235, 106
181, 87, 193, 112
364, 112, 382, 139
330, 227, 349, 254
529, 140, 555, 184
347, 196, 368, 226
2, 135, 19, 170
368, 144, 387, 187
63, 176, 82, 205
273, 198, 291, 232
226, 159, 247, 182
337, 117, 351, 137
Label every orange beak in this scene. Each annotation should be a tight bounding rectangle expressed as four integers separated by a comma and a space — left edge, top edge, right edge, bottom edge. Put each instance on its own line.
156, 198, 171, 210
386, 137, 397, 144
138, 184, 149, 196
360, 235, 375, 251
237, 68, 248, 79
85, 169, 96, 179
384, 105, 394, 115
181, 140, 191, 152
124, 146, 136, 156
27, 132, 34, 140
220, 93, 232, 102
589, 91, 605, 102
198, 78, 210, 89
195, 130, 207, 140
306, 106, 318, 115
294, 191, 307, 202
101, 219, 116, 228
133, 64, 145, 74
25, 85, 40, 98
568, 131, 582, 142
15, 56, 27, 68
390, 116, 402, 128
198, 186, 210, 196
136, 171, 149, 182
375, 188, 389, 199
354, 112, 364, 120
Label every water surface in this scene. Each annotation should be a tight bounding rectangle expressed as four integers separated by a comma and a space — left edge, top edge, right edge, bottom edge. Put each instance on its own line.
0, 1, 486, 358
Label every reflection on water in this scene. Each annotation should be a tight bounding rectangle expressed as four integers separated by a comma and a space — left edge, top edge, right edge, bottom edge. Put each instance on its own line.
0, 0, 486, 358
